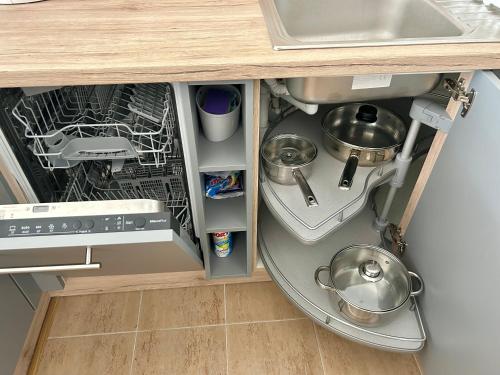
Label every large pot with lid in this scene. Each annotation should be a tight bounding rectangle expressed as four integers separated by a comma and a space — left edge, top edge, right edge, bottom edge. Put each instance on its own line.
322, 104, 407, 191
314, 244, 423, 326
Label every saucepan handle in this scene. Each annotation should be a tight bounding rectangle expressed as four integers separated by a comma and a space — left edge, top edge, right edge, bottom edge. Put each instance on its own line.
409, 271, 424, 296
292, 168, 319, 207
339, 150, 360, 191
314, 266, 335, 291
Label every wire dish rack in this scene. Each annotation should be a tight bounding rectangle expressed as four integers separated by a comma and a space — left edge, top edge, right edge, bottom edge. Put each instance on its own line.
60, 160, 193, 236
12, 83, 177, 170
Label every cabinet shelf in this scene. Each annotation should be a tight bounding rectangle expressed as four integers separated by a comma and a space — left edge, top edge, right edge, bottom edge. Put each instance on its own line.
204, 196, 247, 233
209, 232, 247, 278
198, 126, 246, 172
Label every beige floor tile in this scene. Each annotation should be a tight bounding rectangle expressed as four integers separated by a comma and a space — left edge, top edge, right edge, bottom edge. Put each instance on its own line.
227, 319, 323, 375
37, 334, 135, 375
315, 325, 420, 375
138, 285, 224, 330
225, 281, 304, 323
49, 292, 141, 337
132, 327, 226, 375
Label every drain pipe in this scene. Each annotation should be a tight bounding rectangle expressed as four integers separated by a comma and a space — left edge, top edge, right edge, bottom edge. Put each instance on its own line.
264, 79, 319, 115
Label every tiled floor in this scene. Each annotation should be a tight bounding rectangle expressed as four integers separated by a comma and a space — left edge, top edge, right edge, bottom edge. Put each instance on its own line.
36, 282, 421, 375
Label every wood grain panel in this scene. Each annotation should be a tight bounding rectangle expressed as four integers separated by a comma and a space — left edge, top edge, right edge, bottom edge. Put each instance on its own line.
132, 327, 226, 375
138, 285, 224, 330
0, 0, 498, 87
36, 334, 135, 375
225, 281, 303, 323
49, 292, 141, 337
227, 319, 323, 375
50, 269, 271, 297
315, 325, 420, 375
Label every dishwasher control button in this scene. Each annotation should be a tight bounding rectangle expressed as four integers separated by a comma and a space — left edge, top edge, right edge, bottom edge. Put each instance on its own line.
72, 220, 82, 230
82, 220, 95, 230
134, 217, 147, 228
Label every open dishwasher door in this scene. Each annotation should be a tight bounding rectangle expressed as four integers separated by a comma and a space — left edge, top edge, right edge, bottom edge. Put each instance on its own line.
0, 200, 203, 278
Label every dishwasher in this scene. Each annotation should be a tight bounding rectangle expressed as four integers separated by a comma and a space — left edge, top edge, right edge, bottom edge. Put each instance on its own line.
0, 80, 256, 282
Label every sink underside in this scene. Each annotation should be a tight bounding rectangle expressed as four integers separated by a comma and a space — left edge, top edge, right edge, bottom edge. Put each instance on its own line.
259, 0, 500, 49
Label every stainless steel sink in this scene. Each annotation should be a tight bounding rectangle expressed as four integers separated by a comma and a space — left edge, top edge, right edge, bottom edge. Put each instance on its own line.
259, 0, 500, 49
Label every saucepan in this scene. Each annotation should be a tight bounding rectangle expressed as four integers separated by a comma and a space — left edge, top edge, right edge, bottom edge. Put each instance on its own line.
315, 244, 423, 326
321, 104, 407, 190
261, 134, 319, 207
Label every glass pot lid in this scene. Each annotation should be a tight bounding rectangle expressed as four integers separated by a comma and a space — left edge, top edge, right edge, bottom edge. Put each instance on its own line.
261, 134, 317, 167
329, 244, 412, 313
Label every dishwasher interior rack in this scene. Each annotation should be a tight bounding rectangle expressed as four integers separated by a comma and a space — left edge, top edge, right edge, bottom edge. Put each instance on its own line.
60, 160, 193, 237
12, 83, 176, 170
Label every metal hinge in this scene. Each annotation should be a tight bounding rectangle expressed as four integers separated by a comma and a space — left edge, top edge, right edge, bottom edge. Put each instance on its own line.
388, 223, 407, 258
444, 78, 476, 117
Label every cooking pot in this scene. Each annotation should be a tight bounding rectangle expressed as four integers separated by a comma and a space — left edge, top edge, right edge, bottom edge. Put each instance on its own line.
322, 104, 407, 190
261, 134, 319, 207
314, 244, 423, 326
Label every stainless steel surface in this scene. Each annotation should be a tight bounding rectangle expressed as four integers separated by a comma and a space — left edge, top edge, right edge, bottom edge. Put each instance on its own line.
314, 244, 423, 327
286, 74, 442, 104
0, 199, 163, 219
443, 77, 477, 117
322, 104, 406, 190
0, 246, 100, 275
259, 0, 500, 50
258, 204, 426, 351
261, 134, 319, 207
292, 168, 319, 207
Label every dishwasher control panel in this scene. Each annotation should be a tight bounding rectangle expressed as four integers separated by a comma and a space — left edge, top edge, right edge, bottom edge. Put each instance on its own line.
0, 213, 176, 238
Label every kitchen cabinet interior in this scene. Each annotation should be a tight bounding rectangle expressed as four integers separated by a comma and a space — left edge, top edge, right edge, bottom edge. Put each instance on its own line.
258, 70, 497, 353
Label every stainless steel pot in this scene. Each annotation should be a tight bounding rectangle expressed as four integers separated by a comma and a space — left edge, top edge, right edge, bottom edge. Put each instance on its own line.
322, 104, 407, 190
261, 134, 319, 207
314, 244, 423, 327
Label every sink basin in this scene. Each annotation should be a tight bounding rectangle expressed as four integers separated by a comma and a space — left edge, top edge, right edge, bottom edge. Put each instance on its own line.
259, 0, 500, 49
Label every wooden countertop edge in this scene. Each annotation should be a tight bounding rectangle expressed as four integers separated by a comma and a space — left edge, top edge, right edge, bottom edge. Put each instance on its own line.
2, 48, 499, 88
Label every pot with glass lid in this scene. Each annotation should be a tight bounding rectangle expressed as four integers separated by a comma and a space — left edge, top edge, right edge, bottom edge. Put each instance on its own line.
314, 244, 423, 326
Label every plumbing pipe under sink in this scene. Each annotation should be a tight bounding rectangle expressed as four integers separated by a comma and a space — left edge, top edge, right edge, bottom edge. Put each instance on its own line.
264, 79, 319, 115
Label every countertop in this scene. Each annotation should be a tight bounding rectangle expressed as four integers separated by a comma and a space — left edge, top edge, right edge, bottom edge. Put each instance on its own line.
0, 0, 500, 87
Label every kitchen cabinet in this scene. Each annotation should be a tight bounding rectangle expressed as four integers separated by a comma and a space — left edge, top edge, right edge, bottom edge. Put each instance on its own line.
258, 70, 500, 356
0, 68, 498, 363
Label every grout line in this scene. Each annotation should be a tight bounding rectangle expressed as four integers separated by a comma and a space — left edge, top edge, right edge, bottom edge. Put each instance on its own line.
48, 330, 137, 340
129, 290, 143, 375
224, 284, 229, 375
313, 323, 326, 375
226, 317, 308, 326
48, 317, 310, 339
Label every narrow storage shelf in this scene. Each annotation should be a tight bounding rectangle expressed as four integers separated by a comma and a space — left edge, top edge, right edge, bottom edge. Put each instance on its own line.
198, 126, 246, 172
204, 196, 247, 232
209, 232, 248, 278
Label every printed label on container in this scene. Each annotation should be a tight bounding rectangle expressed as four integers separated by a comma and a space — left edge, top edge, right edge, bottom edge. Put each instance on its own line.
352, 74, 393, 90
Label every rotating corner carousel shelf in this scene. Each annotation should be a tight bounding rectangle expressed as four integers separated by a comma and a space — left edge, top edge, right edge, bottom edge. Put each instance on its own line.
260, 109, 397, 244
258, 204, 426, 352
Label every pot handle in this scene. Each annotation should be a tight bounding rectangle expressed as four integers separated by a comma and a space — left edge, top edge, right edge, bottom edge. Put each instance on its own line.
314, 266, 335, 291
338, 150, 360, 191
292, 168, 319, 207
408, 271, 424, 296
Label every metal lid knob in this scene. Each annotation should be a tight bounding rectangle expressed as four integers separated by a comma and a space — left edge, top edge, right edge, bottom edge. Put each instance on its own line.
361, 260, 382, 279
